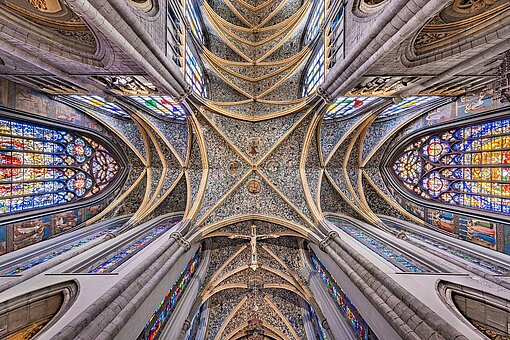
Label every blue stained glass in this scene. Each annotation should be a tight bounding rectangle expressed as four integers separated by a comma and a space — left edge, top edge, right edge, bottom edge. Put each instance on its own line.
336, 222, 428, 273
0, 117, 120, 215
90, 223, 177, 274
303, 47, 325, 96
186, 0, 204, 43
3, 225, 121, 276
385, 221, 510, 275
139, 245, 202, 340
304, 0, 325, 44
184, 306, 202, 340
393, 117, 510, 215
186, 48, 207, 97
308, 245, 374, 340
309, 305, 328, 340
379, 96, 440, 118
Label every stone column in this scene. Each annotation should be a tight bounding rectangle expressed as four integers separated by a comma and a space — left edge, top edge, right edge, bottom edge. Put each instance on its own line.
53, 221, 192, 340
320, 226, 469, 340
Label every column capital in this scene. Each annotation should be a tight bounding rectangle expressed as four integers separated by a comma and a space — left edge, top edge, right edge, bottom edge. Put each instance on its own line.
316, 86, 332, 104
170, 231, 191, 251
176, 85, 193, 104
319, 231, 339, 251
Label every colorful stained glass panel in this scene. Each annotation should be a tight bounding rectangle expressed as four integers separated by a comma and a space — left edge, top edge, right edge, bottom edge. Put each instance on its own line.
68, 95, 129, 118
324, 96, 378, 120
131, 96, 186, 120
0, 117, 120, 215
393, 117, 510, 215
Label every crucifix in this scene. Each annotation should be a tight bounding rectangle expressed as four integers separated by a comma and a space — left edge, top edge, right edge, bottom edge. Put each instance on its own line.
229, 225, 279, 270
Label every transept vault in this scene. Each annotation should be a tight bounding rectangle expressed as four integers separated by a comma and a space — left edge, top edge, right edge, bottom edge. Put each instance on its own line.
0, 0, 510, 339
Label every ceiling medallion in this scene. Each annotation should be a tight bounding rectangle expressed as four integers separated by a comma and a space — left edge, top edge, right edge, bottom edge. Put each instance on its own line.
265, 160, 280, 175
228, 160, 242, 176
247, 179, 261, 195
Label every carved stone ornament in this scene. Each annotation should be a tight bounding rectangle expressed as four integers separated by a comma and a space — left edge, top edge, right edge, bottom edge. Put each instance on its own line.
453, 0, 499, 14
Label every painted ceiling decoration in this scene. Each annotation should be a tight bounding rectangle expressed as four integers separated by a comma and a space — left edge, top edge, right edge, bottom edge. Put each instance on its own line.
1, 0, 510, 339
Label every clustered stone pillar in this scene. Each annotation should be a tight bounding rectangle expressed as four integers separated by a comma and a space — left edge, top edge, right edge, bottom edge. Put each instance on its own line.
319, 223, 468, 340
53, 222, 192, 340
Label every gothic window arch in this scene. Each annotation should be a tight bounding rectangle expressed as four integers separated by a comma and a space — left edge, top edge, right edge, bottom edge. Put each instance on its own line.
408, 1, 510, 64
0, 0, 108, 67
127, 0, 155, 14
0, 114, 123, 216
389, 115, 510, 217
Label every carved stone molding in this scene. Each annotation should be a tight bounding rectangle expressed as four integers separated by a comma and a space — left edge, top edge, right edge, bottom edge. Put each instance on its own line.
357, 0, 388, 15
412, 1, 510, 56
170, 231, 191, 251
319, 230, 339, 251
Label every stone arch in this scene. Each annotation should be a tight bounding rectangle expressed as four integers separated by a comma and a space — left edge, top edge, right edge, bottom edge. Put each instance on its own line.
438, 281, 510, 339
0, 0, 113, 68
127, 0, 158, 16
404, 0, 510, 66
355, 0, 389, 15
0, 280, 78, 339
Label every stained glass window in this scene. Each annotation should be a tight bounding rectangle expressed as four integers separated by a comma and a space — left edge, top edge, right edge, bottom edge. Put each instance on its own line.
326, 7, 344, 71
303, 47, 325, 96
392, 118, 510, 215
0, 117, 120, 215
130, 96, 186, 120
67, 95, 129, 118
186, 0, 204, 44
186, 47, 207, 97
324, 96, 378, 120
379, 96, 440, 118
139, 245, 202, 340
308, 245, 374, 340
304, 0, 325, 45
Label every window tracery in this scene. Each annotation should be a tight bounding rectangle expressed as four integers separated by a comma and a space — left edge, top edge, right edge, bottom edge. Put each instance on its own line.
392, 117, 510, 215
186, 0, 205, 44
378, 96, 440, 119
67, 95, 130, 118
0, 117, 121, 215
324, 96, 378, 120
302, 47, 325, 96
186, 48, 207, 97
304, 0, 325, 45
325, 6, 344, 72
131, 95, 186, 120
